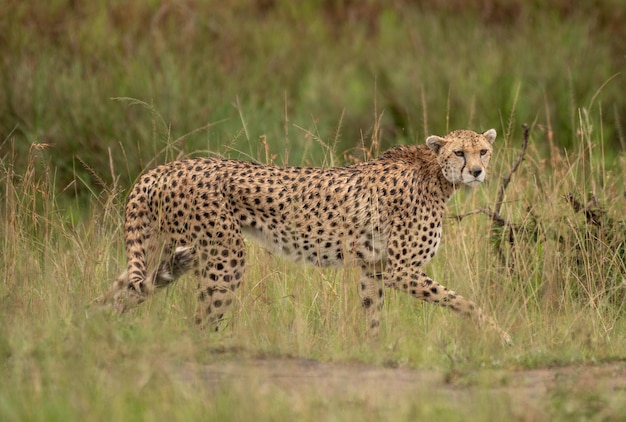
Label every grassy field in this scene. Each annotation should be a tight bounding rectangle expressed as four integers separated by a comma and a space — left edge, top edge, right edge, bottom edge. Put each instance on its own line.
1, 107, 625, 420
1, 1, 626, 420
2, 0, 625, 196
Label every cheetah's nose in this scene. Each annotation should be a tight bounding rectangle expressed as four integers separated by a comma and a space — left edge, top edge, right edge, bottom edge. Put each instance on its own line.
469, 167, 482, 178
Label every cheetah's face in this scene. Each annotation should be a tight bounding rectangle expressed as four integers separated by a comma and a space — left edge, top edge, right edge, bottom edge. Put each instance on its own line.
426, 129, 496, 186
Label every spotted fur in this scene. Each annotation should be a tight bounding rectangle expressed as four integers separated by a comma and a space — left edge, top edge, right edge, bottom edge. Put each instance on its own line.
98, 129, 511, 343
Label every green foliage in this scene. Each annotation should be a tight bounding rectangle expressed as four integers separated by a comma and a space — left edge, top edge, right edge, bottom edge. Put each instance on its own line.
1, 0, 625, 198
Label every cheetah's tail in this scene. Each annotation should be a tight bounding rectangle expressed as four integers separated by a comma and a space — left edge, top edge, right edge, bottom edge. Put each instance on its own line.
94, 246, 195, 311
153, 246, 196, 287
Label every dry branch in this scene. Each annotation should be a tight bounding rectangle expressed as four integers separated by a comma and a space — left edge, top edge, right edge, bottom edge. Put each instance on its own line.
565, 192, 607, 226
495, 123, 530, 215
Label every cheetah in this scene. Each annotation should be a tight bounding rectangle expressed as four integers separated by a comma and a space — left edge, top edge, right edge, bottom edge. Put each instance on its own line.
99, 128, 511, 344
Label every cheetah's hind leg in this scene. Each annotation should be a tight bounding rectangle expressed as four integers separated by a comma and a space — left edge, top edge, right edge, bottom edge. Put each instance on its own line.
95, 246, 195, 314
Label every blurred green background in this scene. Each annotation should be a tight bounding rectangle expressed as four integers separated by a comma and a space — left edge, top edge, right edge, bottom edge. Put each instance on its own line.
1, 0, 624, 197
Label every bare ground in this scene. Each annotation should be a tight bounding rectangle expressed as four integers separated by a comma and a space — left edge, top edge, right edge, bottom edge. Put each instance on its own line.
170, 357, 626, 418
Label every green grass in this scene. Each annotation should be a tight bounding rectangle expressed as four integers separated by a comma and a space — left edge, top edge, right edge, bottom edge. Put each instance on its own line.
2, 1, 625, 198
1, 103, 625, 419
1, 1, 626, 420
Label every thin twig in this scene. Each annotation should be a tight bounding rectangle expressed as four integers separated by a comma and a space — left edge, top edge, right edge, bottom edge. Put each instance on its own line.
450, 209, 486, 221
495, 123, 530, 215
452, 207, 512, 228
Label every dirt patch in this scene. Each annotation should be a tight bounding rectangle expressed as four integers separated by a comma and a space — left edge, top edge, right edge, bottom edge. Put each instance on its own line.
171, 357, 626, 416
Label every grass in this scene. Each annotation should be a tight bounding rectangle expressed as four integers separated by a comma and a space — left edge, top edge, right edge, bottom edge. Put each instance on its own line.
2, 1, 625, 198
1, 1, 625, 420
1, 102, 625, 419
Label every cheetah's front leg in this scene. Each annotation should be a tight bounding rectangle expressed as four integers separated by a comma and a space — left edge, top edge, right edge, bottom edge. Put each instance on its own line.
385, 271, 512, 344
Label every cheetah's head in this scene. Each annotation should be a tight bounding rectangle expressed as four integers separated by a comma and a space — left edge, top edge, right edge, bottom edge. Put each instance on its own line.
426, 129, 496, 186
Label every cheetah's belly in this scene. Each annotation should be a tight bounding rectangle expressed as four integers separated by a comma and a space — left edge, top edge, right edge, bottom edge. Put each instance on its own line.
241, 224, 387, 268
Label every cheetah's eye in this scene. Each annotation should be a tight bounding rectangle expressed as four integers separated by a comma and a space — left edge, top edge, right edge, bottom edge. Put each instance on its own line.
480, 149, 489, 156
454, 151, 464, 157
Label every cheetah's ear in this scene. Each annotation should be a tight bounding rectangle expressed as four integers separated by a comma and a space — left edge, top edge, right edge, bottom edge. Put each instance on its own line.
483, 129, 497, 144
426, 135, 446, 154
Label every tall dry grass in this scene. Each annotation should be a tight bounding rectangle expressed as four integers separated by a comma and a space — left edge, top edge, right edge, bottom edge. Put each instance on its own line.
0, 103, 625, 419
